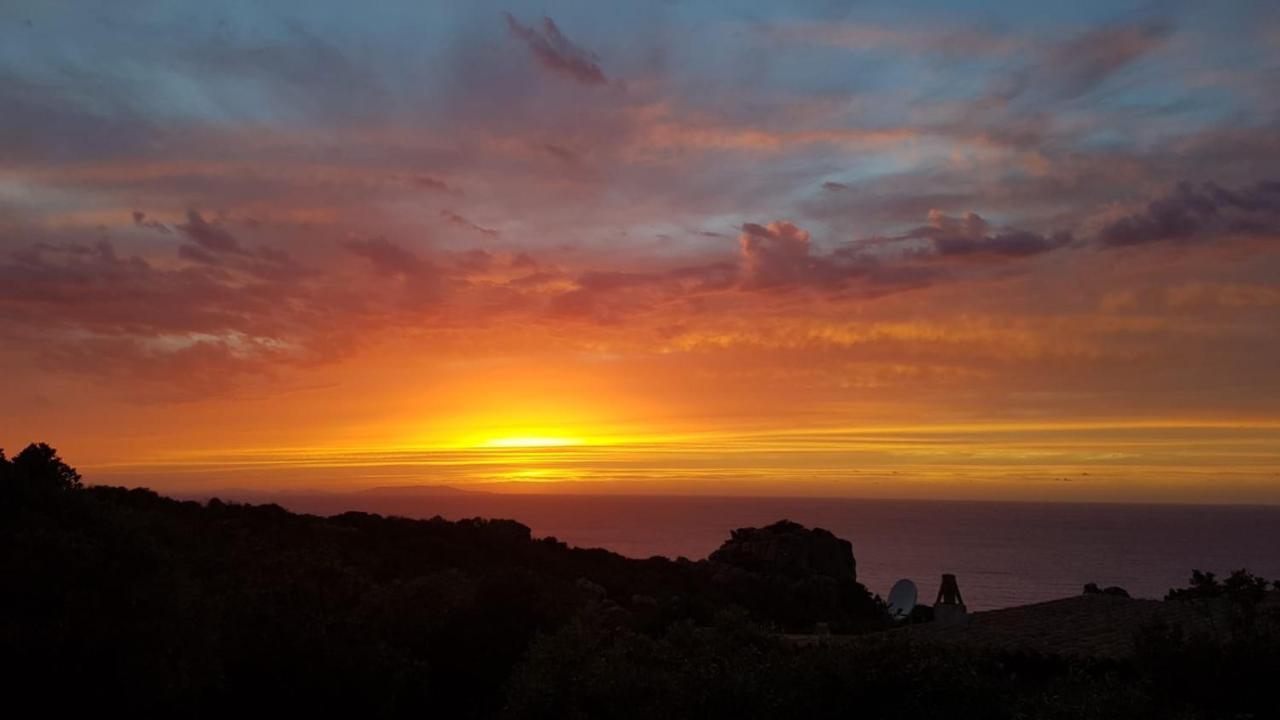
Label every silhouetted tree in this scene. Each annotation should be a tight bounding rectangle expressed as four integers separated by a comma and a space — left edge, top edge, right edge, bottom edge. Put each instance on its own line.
2, 442, 81, 501
1166, 568, 1271, 605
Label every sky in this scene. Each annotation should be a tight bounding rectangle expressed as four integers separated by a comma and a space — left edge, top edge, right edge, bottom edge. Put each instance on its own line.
2, 1, 1279, 503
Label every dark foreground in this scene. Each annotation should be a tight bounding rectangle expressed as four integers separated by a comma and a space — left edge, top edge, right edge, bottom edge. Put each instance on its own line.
3, 444, 1279, 718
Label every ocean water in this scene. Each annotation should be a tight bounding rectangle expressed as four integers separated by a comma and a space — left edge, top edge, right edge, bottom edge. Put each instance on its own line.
254, 493, 1280, 611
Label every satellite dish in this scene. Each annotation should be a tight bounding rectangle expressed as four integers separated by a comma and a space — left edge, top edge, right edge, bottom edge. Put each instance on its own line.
887, 579, 918, 620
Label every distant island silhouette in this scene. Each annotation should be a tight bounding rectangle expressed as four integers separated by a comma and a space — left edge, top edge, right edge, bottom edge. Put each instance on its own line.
3, 443, 1278, 718
357, 484, 488, 496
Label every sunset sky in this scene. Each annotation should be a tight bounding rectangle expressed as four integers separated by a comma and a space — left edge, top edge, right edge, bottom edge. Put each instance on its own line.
2, 1, 1279, 503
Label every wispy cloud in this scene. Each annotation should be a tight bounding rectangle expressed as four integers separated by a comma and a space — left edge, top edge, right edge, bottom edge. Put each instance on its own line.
440, 209, 499, 237
504, 13, 610, 86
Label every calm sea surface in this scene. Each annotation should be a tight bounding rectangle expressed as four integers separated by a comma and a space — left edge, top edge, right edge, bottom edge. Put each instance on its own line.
240, 493, 1280, 611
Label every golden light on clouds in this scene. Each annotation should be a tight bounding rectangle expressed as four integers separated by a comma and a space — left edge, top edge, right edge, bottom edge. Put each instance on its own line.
3, 3, 1280, 504
73, 415, 1280, 505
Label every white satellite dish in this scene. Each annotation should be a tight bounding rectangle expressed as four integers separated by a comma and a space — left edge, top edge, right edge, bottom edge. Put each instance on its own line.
887, 579, 918, 620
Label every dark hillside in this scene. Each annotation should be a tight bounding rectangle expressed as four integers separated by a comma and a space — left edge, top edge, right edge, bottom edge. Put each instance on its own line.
0, 444, 878, 716
4, 444, 1278, 719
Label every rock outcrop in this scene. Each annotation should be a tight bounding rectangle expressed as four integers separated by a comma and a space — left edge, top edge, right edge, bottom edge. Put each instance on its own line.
704, 520, 877, 631
709, 519, 856, 582
1083, 582, 1131, 598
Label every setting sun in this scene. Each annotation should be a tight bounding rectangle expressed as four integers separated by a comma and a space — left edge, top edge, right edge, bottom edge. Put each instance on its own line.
480, 436, 585, 449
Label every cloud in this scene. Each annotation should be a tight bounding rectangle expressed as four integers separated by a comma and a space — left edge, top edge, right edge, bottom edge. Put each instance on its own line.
909, 210, 1073, 259
1043, 19, 1173, 99
408, 175, 456, 193
1097, 180, 1280, 247
547, 263, 734, 321
0, 239, 263, 338
1000, 19, 1174, 102
164, 210, 301, 279
738, 221, 816, 289
177, 210, 246, 255
342, 236, 430, 278
178, 243, 221, 265
546, 218, 951, 320
131, 211, 171, 234
455, 249, 495, 273
0, 227, 450, 390
542, 143, 580, 164
737, 220, 966, 295
504, 13, 609, 86
440, 210, 499, 237
340, 236, 442, 306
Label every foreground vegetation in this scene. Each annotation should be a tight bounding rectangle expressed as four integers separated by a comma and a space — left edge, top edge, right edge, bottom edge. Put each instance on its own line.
2, 444, 1278, 718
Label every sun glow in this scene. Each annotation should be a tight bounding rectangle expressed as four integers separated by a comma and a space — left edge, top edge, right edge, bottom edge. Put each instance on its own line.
480, 436, 584, 448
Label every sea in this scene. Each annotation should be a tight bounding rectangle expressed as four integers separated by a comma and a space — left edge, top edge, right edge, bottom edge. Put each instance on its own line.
229, 492, 1280, 611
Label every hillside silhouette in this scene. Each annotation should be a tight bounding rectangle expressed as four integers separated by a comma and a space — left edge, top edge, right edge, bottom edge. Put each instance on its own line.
3, 443, 1278, 718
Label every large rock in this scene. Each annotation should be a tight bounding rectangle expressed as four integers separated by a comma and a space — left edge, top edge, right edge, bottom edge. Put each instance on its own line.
709, 519, 856, 582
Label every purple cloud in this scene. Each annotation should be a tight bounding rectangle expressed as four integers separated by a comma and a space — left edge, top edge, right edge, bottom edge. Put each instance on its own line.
1098, 181, 1280, 247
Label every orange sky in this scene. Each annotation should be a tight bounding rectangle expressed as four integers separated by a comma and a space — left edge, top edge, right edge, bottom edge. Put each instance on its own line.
3, 3, 1280, 503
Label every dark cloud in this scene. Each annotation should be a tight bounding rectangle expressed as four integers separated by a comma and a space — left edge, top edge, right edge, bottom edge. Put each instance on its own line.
739, 221, 944, 296
504, 13, 609, 86
908, 211, 1073, 259
409, 175, 456, 193
550, 270, 670, 319
177, 210, 246, 255
178, 243, 222, 266
547, 219, 946, 318
543, 143, 580, 164
0, 237, 339, 396
0, 226, 454, 389
131, 211, 171, 234
170, 210, 301, 280
548, 261, 736, 321
738, 221, 817, 289
342, 236, 430, 277
545, 221, 939, 314
822, 181, 848, 191
935, 229, 1072, 258
0, 240, 262, 336
1097, 180, 1280, 248
340, 236, 441, 305
458, 249, 491, 272
440, 209, 499, 237
455, 248, 527, 274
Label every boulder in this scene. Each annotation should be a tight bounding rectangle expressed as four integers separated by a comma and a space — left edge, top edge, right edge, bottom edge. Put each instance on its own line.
1084, 582, 1131, 598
